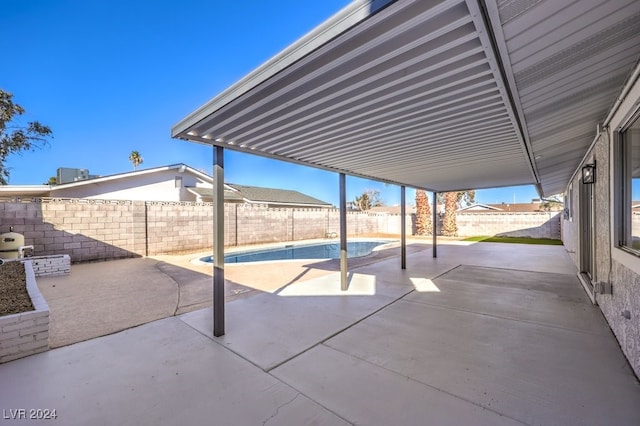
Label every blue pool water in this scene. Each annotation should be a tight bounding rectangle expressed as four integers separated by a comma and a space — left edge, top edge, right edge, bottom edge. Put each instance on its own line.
202, 240, 393, 264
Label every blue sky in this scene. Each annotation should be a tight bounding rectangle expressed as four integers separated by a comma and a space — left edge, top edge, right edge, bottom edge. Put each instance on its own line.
2, 0, 540, 207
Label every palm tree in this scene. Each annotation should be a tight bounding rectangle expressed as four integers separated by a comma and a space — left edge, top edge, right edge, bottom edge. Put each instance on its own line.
436, 190, 475, 237
129, 151, 143, 170
441, 191, 459, 236
415, 189, 432, 235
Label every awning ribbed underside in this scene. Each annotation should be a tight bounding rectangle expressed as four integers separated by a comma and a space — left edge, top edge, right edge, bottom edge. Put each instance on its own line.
173, 0, 640, 196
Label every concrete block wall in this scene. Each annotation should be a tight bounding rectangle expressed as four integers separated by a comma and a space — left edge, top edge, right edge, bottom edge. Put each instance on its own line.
0, 199, 141, 262
0, 261, 49, 364
376, 214, 415, 235
456, 212, 561, 239
235, 205, 291, 245
1, 199, 562, 262
290, 209, 333, 241
145, 202, 213, 255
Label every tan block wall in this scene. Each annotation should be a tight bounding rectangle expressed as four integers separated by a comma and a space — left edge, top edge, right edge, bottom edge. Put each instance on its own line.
1, 198, 559, 263
456, 212, 561, 238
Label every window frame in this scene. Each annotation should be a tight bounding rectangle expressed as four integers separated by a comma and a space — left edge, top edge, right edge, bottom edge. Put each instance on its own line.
615, 110, 640, 255
565, 183, 573, 221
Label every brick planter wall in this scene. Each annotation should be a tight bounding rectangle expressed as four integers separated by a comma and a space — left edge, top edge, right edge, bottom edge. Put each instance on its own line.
0, 261, 50, 364
29, 254, 71, 277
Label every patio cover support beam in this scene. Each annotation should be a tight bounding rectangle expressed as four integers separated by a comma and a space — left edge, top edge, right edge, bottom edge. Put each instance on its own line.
213, 146, 225, 337
340, 173, 348, 291
401, 186, 406, 270
433, 192, 437, 259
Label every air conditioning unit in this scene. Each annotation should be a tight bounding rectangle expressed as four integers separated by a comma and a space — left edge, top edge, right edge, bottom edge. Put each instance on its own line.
57, 167, 91, 184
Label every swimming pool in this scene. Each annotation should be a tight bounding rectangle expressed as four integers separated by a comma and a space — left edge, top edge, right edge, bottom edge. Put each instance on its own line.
201, 240, 394, 264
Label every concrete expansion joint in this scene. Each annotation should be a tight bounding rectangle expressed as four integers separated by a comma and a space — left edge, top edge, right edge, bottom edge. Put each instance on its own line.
327, 342, 528, 426
263, 286, 418, 374
400, 297, 609, 338
152, 261, 181, 316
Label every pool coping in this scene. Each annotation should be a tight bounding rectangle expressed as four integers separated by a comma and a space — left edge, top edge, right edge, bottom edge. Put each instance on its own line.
191, 238, 399, 266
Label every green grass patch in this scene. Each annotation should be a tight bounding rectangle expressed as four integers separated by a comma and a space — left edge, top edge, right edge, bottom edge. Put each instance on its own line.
462, 236, 563, 245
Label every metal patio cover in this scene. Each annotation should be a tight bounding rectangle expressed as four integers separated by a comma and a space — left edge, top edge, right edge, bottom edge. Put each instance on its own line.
172, 0, 640, 196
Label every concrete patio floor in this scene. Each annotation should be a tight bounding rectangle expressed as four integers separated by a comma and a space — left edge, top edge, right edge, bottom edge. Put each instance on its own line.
1, 242, 639, 425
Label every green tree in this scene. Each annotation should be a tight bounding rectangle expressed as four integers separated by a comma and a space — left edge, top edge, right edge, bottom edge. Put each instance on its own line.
415, 189, 432, 236
45, 176, 57, 185
129, 150, 143, 170
354, 189, 382, 211
0, 89, 52, 185
456, 190, 476, 208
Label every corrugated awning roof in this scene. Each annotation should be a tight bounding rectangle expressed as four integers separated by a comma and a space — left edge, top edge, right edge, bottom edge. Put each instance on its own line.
173, 0, 640, 196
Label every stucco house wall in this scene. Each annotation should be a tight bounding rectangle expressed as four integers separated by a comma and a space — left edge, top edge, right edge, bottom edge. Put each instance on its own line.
50, 169, 208, 202
562, 72, 640, 378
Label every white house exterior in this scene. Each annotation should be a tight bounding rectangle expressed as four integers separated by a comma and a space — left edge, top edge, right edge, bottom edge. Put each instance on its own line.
0, 164, 211, 202
0, 164, 333, 208
50, 164, 212, 202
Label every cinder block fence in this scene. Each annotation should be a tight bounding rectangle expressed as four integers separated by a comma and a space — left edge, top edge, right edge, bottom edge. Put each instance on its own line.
0, 198, 560, 263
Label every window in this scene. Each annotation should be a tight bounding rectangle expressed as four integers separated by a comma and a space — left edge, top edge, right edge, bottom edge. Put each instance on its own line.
564, 183, 573, 221
617, 113, 640, 253
174, 176, 183, 188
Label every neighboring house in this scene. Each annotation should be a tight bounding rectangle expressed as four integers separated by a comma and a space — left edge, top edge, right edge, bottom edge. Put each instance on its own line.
0, 164, 333, 208
457, 203, 503, 212
459, 201, 563, 213
188, 184, 333, 208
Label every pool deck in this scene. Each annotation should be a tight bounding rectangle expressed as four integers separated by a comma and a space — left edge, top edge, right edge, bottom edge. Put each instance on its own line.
1, 240, 640, 425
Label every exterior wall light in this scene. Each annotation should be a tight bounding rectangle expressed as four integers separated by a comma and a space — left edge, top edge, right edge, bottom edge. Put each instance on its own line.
582, 163, 596, 184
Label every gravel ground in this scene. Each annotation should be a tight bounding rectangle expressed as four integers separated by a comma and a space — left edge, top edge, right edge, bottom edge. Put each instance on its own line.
0, 261, 33, 316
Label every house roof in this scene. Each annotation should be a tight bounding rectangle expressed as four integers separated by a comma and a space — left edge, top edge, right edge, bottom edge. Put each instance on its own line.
0, 185, 51, 198
458, 203, 502, 212
173, 0, 640, 197
0, 163, 332, 207
225, 184, 332, 207
186, 187, 244, 202
459, 202, 562, 213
